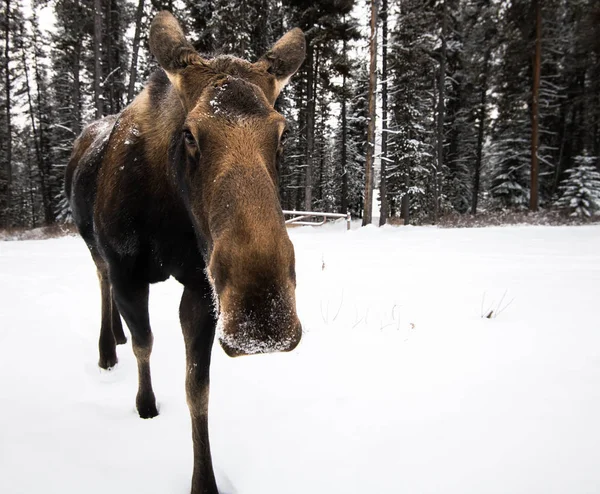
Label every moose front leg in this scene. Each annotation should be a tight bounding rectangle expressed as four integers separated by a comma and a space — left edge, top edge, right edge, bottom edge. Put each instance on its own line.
180, 283, 218, 494
111, 273, 158, 419
97, 268, 119, 369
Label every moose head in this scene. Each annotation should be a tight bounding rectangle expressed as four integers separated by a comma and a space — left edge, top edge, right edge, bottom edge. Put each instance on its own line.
149, 12, 305, 357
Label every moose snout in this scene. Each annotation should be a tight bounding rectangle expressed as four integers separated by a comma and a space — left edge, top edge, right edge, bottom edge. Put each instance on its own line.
218, 319, 302, 357
216, 290, 302, 357
209, 232, 301, 357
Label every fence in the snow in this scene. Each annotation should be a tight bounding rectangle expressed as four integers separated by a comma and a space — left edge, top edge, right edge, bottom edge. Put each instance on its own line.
282, 210, 351, 230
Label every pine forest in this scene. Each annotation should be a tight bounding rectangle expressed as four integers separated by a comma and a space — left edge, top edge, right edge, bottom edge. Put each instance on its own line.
1, 0, 599, 229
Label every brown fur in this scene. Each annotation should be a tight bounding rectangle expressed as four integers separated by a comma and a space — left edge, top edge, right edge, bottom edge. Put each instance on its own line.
65, 11, 305, 494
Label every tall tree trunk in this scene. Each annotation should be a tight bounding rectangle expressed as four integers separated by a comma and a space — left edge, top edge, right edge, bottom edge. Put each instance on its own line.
31, 16, 53, 223
27, 150, 36, 226
594, 89, 600, 158
471, 46, 490, 215
379, 0, 389, 226
73, 42, 82, 135
304, 44, 315, 211
93, 0, 103, 118
434, 0, 447, 223
530, 0, 541, 211
4, 0, 12, 226
127, 0, 145, 103
401, 190, 410, 225
552, 106, 569, 196
318, 97, 325, 205
289, 82, 305, 211
340, 33, 348, 214
21, 38, 52, 224
106, 0, 115, 114
363, 0, 378, 226
240, 0, 246, 56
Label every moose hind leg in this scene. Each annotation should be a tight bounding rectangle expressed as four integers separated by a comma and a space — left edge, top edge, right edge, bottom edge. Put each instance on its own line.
180, 283, 218, 494
111, 274, 158, 419
98, 269, 118, 369
110, 288, 127, 345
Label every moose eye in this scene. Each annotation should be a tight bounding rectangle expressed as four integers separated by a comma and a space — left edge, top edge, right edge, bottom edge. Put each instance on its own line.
280, 129, 289, 147
183, 129, 197, 147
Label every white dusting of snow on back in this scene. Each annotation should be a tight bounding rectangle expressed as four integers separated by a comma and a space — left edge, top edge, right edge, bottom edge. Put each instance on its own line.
87, 117, 113, 134
83, 117, 116, 161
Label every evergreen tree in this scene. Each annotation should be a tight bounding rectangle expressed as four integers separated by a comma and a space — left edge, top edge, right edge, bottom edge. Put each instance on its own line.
0, 0, 16, 226
344, 64, 368, 217
489, 0, 533, 209
333, 10, 360, 214
387, 0, 437, 223
555, 155, 600, 217
490, 0, 566, 210
284, 0, 356, 211
0, 0, 598, 228
443, 0, 497, 215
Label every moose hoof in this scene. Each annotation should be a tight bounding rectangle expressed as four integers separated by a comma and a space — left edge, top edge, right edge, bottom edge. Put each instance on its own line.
138, 404, 159, 419
98, 355, 118, 370
137, 394, 159, 419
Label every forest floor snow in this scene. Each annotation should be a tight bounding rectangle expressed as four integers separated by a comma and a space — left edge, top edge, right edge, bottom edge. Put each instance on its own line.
1, 223, 599, 494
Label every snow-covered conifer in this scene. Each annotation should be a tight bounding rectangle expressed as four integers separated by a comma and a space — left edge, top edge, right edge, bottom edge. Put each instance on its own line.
555, 156, 600, 217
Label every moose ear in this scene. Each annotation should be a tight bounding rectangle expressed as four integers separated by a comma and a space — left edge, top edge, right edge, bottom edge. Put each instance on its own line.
149, 11, 205, 78
256, 28, 306, 93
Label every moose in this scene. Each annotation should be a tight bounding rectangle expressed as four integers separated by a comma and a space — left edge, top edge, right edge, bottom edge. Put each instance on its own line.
65, 11, 305, 493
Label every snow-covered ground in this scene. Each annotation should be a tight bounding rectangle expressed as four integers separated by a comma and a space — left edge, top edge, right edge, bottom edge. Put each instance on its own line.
1, 224, 599, 494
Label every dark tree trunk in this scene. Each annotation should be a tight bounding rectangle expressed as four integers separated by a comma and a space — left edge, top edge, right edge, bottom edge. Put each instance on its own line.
401, 191, 409, 225
379, 0, 389, 226
27, 149, 36, 226
127, 0, 145, 103
552, 106, 569, 196
317, 95, 325, 204
304, 44, 315, 211
530, 0, 541, 211
434, 0, 447, 223
106, 0, 115, 114
21, 38, 52, 224
594, 90, 600, 157
340, 38, 348, 214
72, 42, 82, 135
240, 0, 246, 56
471, 46, 490, 215
4, 0, 12, 225
31, 20, 54, 223
94, 0, 103, 118
363, 0, 378, 226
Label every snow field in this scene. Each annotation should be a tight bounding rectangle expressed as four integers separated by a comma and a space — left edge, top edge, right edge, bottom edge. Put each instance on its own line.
1, 224, 599, 493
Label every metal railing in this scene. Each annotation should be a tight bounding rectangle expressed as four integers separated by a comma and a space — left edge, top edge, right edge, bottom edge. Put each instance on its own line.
282, 210, 352, 230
